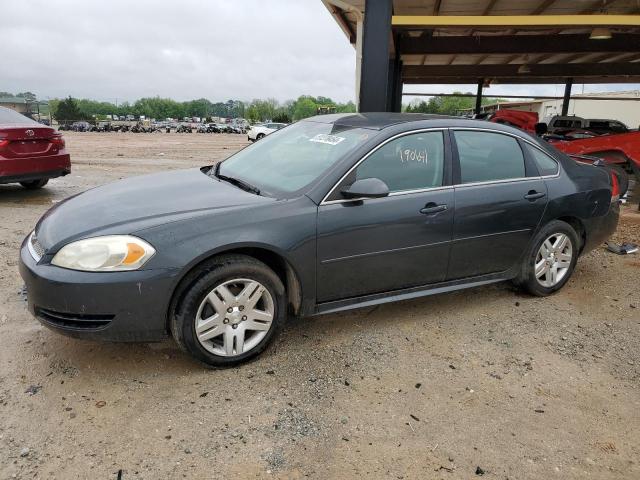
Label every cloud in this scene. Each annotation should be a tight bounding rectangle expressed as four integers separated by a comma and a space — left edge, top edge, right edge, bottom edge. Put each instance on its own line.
2, 1, 638, 104
0, 0, 356, 103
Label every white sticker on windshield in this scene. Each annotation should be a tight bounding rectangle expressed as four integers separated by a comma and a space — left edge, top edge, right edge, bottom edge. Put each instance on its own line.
309, 134, 346, 146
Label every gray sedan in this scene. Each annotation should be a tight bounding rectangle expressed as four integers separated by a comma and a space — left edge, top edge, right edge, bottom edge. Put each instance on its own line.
20, 113, 619, 366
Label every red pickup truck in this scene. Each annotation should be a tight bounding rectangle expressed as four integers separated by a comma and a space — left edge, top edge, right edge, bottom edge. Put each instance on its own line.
0, 107, 71, 189
489, 109, 639, 191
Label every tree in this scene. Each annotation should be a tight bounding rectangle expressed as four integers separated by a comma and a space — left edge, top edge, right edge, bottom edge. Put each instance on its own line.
16, 91, 37, 102
53, 97, 84, 121
292, 96, 317, 120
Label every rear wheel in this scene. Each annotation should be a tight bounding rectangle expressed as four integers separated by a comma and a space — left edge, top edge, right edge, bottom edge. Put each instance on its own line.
256, 133, 265, 140
170, 255, 286, 367
515, 220, 579, 296
20, 179, 49, 189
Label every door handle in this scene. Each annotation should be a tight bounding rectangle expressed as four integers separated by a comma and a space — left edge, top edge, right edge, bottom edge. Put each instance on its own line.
524, 190, 546, 200
420, 203, 447, 214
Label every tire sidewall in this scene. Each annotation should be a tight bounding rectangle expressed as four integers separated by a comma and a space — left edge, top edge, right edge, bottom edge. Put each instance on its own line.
174, 259, 286, 367
520, 220, 580, 296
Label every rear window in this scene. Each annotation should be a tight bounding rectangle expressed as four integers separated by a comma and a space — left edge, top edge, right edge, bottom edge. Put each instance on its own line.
554, 119, 581, 128
523, 143, 559, 176
0, 107, 37, 125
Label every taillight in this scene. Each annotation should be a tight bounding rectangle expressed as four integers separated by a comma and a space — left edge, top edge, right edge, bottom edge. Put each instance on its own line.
51, 134, 65, 149
0, 139, 8, 148
610, 171, 620, 201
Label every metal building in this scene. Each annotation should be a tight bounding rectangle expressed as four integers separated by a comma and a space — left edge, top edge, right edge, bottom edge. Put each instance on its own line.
322, 0, 640, 114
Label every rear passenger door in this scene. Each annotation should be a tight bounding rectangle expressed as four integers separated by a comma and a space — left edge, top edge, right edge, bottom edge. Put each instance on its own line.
447, 129, 548, 280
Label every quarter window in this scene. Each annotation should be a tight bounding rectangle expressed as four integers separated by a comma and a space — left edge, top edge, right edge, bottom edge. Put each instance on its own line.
354, 131, 445, 192
454, 131, 525, 184
523, 143, 559, 176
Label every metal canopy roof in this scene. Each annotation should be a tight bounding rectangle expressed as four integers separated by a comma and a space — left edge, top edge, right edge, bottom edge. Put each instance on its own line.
324, 0, 640, 84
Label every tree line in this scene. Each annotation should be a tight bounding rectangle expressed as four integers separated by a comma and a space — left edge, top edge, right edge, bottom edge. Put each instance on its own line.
404, 92, 505, 115
3, 90, 505, 122
48, 95, 356, 123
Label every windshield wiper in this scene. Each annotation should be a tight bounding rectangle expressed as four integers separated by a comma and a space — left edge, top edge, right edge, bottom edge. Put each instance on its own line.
216, 172, 261, 195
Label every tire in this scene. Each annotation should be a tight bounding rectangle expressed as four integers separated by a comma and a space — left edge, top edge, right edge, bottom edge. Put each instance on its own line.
256, 133, 265, 140
20, 179, 49, 189
515, 220, 580, 297
170, 254, 286, 367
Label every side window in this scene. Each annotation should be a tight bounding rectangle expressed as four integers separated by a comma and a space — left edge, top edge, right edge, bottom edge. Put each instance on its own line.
354, 131, 445, 192
523, 143, 559, 176
454, 131, 525, 184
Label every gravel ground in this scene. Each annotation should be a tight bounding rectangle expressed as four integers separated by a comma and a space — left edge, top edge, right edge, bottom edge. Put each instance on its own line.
0, 132, 639, 479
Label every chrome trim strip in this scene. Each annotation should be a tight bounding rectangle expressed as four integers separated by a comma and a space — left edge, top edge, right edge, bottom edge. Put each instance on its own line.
450, 126, 561, 176
320, 126, 561, 206
321, 239, 451, 264
452, 228, 531, 242
321, 185, 454, 205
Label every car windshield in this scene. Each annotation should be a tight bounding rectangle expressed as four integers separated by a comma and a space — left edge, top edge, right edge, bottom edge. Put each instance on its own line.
217, 120, 373, 196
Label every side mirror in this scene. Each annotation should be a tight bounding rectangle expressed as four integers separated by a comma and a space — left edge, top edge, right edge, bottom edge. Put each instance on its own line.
340, 178, 389, 199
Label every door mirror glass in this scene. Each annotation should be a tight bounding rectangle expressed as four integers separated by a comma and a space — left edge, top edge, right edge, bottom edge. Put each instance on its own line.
341, 178, 390, 199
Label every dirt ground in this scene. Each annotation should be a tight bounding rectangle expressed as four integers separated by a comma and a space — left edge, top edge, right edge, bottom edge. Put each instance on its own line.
1, 132, 639, 480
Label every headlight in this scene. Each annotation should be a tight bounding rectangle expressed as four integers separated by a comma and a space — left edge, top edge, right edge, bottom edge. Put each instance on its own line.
51, 235, 155, 272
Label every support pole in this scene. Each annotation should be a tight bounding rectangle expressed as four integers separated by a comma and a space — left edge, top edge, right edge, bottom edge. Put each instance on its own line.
386, 56, 403, 112
561, 78, 573, 116
359, 0, 393, 112
474, 79, 484, 115
393, 62, 403, 112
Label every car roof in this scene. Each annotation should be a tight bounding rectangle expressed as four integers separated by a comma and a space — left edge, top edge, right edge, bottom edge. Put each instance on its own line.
302, 112, 507, 131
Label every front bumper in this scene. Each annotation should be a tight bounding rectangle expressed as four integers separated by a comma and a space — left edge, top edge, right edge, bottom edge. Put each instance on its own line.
19, 239, 179, 342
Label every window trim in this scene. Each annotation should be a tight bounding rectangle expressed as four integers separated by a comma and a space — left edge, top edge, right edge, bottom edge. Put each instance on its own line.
320, 126, 560, 206
451, 128, 529, 185
321, 127, 450, 205
449, 127, 560, 185
521, 140, 560, 177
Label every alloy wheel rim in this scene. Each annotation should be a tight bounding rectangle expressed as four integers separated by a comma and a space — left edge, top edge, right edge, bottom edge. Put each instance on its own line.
195, 278, 274, 357
535, 233, 573, 288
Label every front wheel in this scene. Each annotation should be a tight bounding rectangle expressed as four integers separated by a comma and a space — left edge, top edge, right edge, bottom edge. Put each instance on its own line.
515, 220, 579, 296
170, 255, 286, 367
20, 179, 49, 189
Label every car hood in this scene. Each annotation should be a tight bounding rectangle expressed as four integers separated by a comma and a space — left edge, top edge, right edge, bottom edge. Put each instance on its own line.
35, 168, 273, 251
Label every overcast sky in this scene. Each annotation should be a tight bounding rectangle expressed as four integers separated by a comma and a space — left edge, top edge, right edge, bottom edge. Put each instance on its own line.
1, 0, 638, 104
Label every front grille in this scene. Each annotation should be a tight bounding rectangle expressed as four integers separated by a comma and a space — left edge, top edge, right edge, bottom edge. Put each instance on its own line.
35, 307, 114, 330
28, 233, 45, 261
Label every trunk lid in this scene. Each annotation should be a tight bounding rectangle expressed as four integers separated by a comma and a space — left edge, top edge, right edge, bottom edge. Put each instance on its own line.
0, 125, 61, 158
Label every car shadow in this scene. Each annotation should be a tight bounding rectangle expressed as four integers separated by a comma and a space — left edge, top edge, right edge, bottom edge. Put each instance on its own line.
27, 282, 520, 377
0, 183, 58, 205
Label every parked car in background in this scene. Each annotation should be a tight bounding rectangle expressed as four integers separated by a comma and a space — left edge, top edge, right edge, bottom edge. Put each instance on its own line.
543, 115, 629, 135
0, 107, 71, 189
71, 121, 92, 132
247, 122, 288, 141
20, 114, 619, 366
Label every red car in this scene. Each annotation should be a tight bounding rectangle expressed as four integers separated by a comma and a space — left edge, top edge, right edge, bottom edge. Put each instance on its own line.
0, 107, 70, 189
486, 110, 638, 192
